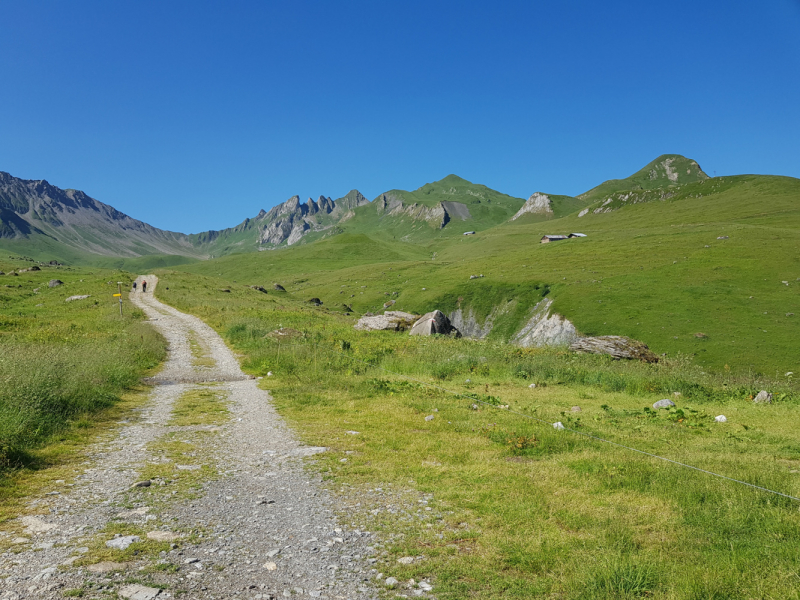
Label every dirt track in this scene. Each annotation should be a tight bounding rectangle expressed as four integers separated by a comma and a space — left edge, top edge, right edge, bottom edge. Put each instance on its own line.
0, 279, 379, 600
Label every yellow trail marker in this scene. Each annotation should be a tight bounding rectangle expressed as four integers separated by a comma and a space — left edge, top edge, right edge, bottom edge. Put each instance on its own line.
112, 293, 122, 297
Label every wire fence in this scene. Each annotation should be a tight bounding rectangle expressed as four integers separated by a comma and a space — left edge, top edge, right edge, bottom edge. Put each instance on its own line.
271, 337, 800, 503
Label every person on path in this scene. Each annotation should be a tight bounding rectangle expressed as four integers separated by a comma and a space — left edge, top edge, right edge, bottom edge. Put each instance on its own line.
132, 281, 137, 292
142, 280, 147, 293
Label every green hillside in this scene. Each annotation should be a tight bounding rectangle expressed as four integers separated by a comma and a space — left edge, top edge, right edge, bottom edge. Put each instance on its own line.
579, 154, 709, 202
181, 173, 800, 375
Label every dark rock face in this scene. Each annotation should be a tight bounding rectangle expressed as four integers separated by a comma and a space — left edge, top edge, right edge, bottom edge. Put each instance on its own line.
569, 336, 659, 363
273, 284, 286, 292
48, 279, 63, 287
307, 298, 323, 306
249, 285, 267, 294
409, 310, 461, 337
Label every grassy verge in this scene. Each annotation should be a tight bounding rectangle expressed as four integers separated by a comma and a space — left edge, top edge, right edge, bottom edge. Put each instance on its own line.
0, 258, 167, 470
154, 270, 800, 599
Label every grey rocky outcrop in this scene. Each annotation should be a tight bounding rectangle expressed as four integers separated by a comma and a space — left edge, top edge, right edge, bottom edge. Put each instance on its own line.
570, 336, 659, 363
409, 310, 460, 336
48, 279, 63, 287
375, 194, 472, 230
273, 283, 286, 291
511, 192, 553, 221
257, 190, 369, 247
512, 298, 578, 347
354, 311, 418, 332
653, 399, 675, 409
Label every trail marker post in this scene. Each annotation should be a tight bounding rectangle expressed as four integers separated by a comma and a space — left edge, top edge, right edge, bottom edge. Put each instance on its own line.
115, 282, 123, 316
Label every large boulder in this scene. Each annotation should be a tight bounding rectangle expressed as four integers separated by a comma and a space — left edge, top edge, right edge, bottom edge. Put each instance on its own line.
354, 311, 418, 332
409, 310, 461, 337
48, 279, 63, 288
569, 336, 659, 363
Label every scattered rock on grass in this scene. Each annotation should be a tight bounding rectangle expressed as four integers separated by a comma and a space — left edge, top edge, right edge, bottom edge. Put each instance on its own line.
753, 390, 772, 404
65, 294, 91, 302
48, 279, 63, 287
105, 535, 140, 550
409, 310, 460, 337
273, 283, 286, 292
715, 415, 727, 423
397, 556, 415, 564
385, 577, 399, 588
424, 415, 434, 422
570, 406, 581, 412
653, 399, 675, 409
570, 336, 659, 363
354, 311, 417, 332
553, 422, 565, 430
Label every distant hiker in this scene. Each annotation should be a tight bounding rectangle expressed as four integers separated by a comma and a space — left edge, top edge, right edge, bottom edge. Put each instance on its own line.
142, 280, 147, 293
132, 281, 137, 292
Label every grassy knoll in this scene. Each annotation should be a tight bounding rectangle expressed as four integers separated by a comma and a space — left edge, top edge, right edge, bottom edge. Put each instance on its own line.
180, 174, 800, 375
0, 255, 165, 472
154, 270, 800, 599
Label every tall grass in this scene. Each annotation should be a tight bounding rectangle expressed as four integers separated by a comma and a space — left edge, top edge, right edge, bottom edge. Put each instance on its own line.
0, 322, 165, 466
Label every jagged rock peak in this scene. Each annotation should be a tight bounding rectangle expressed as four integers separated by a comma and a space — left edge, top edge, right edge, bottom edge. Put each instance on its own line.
511, 192, 553, 221
335, 190, 369, 210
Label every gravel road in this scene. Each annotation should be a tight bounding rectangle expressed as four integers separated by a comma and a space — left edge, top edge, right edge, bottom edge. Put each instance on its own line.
0, 277, 380, 600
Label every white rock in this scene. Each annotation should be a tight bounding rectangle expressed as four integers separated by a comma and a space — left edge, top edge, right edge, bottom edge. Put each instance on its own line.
263, 561, 278, 571
754, 390, 772, 404
553, 422, 565, 431
397, 556, 415, 564
425, 415, 434, 422
118, 584, 161, 600
385, 577, 399, 587
715, 415, 727, 423
105, 535, 140, 550
653, 399, 676, 409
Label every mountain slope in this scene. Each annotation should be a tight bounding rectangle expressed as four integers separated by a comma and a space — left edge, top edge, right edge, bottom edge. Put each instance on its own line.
0, 171, 205, 260
180, 173, 800, 375
579, 154, 708, 203
328, 175, 525, 243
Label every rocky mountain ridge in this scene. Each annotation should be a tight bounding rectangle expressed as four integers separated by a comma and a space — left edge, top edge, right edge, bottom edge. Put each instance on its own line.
0, 171, 202, 258
0, 154, 711, 262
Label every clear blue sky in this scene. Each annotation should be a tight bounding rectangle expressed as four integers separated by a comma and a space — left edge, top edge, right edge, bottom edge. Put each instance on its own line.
1, 1, 798, 233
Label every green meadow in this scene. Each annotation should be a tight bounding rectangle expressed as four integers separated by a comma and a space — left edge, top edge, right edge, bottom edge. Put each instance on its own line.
152, 271, 800, 599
